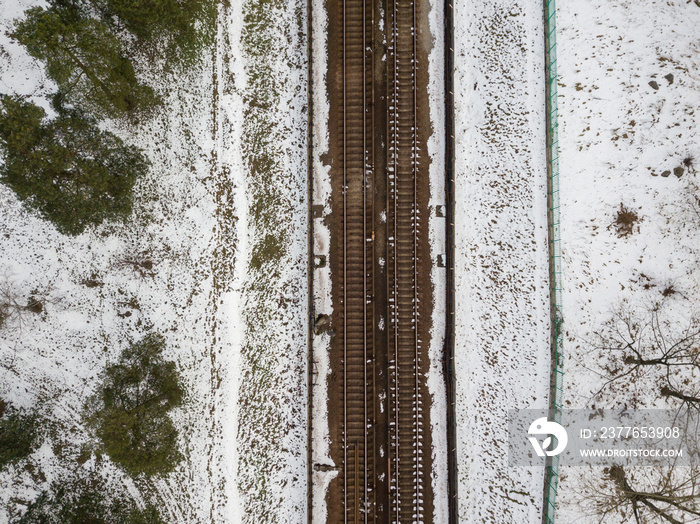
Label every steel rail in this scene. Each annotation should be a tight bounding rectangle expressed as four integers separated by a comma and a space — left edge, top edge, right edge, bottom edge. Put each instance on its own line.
342, 0, 371, 518
369, 0, 376, 517
390, 0, 400, 515
342, 0, 348, 517
362, 0, 369, 517
411, 0, 421, 518
387, 0, 422, 519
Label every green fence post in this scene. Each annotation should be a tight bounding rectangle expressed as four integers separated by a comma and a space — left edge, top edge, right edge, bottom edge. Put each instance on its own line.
543, 0, 563, 522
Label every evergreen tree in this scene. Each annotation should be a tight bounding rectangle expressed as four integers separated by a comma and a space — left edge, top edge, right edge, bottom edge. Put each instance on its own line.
89, 332, 184, 477
0, 95, 148, 235
0, 402, 39, 469
16, 475, 166, 524
12, 6, 160, 119
92, 0, 213, 64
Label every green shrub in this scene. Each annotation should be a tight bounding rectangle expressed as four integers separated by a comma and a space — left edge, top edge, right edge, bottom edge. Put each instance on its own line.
16, 475, 165, 524
0, 403, 39, 469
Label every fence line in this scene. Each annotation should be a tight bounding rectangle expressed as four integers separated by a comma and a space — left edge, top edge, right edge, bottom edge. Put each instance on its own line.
306, 0, 315, 518
443, 0, 458, 521
543, 0, 563, 521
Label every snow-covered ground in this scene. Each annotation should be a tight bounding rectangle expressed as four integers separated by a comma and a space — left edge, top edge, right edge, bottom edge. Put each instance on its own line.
556, 0, 700, 521
0, 0, 308, 522
308, 0, 334, 515
234, 0, 308, 521
426, 0, 450, 520
7, 0, 697, 520
453, 0, 551, 521
0, 1, 222, 520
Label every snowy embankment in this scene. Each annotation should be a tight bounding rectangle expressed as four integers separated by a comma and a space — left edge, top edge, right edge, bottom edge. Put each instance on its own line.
308, 0, 334, 516
0, 0, 308, 522
426, 0, 449, 521
235, 0, 308, 521
556, 0, 700, 520
453, 0, 551, 521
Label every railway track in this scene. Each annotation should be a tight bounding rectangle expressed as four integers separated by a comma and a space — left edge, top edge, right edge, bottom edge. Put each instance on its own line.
339, 0, 375, 520
333, 0, 425, 519
386, 0, 423, 521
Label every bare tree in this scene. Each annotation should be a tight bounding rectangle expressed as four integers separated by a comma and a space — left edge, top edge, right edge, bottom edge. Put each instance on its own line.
591, 304, 700, 410
585, 464, 700, 524
114, 252, 155, 279
0, 273, 42, 330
